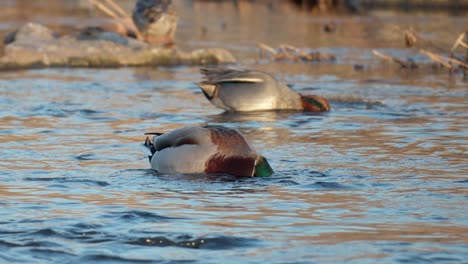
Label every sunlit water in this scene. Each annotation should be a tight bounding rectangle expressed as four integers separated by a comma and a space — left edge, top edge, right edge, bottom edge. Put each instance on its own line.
1, 1, 467, 263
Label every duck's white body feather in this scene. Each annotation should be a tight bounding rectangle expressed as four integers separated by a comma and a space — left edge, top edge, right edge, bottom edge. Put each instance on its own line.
149, 126, 216, 173
151, 142, 216, 173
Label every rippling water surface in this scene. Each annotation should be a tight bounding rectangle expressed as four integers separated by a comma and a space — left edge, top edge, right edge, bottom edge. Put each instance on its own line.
1, 1, 467, 263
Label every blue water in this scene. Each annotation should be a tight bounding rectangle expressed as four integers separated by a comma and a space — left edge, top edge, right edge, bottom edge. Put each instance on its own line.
1, 1, 468, 263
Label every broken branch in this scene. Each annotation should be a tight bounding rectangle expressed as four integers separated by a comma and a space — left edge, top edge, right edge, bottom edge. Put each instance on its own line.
88, 0, 119, 19
103, 0, 129, 18
420, 49, 468, 69
258, 42, 278, 55
451, 32, 468, 52
372, 50, 417, 68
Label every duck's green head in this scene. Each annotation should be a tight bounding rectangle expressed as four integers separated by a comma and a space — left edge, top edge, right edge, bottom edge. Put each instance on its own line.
301, 95, 331, 112
254, 156, 274, 177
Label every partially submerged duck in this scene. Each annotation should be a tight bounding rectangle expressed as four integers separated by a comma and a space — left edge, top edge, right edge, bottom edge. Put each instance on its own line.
144, 126, 273, 177
198, 68, 330, 112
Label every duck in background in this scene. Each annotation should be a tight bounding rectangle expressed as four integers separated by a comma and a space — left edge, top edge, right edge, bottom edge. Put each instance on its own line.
81, 0, 177, 47
132, 0, 177, 46
144, 126, 274, 177
198, 68, 330, 112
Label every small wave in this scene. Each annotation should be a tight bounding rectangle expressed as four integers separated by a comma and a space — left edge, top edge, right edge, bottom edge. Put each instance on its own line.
300, 181, 350, 190
139, 112, 171, 119
327, 94, 385, 108
128, 234, 259, 250
78, 109, 101, 115
274, 179, 300, 185
455, 179, 468, 184
67, 229, 102, 239
277, 169, 330, 179
71, 222, 102, 230
154, 172, 244, 183
75, 154, 96, 160
13, 220, 43, 227
113, 129, 138, 134
65, 224, 105, 241
30, 248, 75, 258
77, 254, 155, 263
29, 105, 68, 117
398, 255, 464, 264
22, 241, 63, 248
307, 170, 329, 177
23, 177, 110, 187
12, 226, 116, 245
0, 240, 21, 248
29, 228, 64, 237
28, 103, 107, 119
103, 210, 182, 222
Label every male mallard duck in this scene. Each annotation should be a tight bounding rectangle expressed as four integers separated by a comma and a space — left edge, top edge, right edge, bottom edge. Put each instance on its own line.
144, 126, 273, 177
132, 0, 177, 46
198, 68, 330, 112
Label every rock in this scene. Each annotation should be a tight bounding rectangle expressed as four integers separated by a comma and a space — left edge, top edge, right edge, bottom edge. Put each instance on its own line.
0, 23, 236, 70
3, 22, 57, 45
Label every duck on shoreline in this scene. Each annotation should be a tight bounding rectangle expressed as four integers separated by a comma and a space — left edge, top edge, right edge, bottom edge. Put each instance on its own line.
80, 0, 177, 46
132, 0, 177, 46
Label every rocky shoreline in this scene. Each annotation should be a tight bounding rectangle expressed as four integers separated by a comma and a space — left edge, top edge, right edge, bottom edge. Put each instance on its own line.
0, 23, 236, 70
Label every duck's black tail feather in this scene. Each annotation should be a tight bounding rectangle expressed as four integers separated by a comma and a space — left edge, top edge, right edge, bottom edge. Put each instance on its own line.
144, 136, 158, 162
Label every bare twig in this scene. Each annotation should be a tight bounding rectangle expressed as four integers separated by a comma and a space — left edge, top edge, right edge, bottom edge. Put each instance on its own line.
420, 50, 452, 69
103, 0, 129, 18
88, 0, 119, 19
258, 43, 278, 55
445, 56, 468, 68
102, 0, 139, 35
259, 43, 335, 62
451, 32, 468, 51
372, 50, 417, 68
420, 49, 468, 69
280, 44, 309, 57
258, 43, 296, 60
87, 0, 142, 40
372, 50, 393, 61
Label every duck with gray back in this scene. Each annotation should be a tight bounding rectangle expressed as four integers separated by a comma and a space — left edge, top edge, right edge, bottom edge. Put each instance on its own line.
198, 68, 330, 112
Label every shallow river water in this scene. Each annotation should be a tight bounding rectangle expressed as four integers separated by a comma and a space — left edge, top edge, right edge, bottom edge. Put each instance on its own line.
1, 1, 467, 263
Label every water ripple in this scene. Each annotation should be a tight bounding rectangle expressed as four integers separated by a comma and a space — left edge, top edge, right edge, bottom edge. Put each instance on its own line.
23, 177, 110, 187
102, 211, 183, 222
300, 181, 351, 189
128, 235, 259, 250
76, 255, 156, 263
